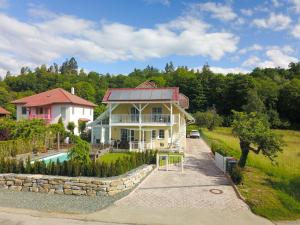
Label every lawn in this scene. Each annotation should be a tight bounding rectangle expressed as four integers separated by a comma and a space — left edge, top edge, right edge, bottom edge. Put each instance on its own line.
201, 127, 300, 221
99, 152, 132, 164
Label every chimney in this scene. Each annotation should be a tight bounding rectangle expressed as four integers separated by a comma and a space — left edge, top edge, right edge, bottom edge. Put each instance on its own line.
71, 87, 75, 95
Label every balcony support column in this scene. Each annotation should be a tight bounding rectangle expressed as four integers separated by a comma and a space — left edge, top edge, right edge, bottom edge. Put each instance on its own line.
170, 103, 173, 147
109, 103, 112, 145
139, 103, 142, 150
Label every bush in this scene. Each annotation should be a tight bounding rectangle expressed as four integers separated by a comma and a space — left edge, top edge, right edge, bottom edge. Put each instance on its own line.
230, 165, 243, 185
68, 136, 91, 164
211, 141, 228, 156
0, 150, 157, 178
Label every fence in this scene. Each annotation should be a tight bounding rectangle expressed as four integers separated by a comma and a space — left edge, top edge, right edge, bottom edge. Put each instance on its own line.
214, 152, 236, 173
156, 153, 184, 172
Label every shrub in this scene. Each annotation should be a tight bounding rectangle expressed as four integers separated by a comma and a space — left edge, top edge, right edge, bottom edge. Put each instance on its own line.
211, 141, 228, 156
0, 150, 157, 178
230, 165, 243, 185
68, 136, 91, 164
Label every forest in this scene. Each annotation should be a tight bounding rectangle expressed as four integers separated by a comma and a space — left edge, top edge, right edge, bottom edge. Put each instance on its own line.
1, 57, 300, 129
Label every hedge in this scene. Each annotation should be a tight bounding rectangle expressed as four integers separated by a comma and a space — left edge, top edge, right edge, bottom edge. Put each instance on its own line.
0, 150, 157, 177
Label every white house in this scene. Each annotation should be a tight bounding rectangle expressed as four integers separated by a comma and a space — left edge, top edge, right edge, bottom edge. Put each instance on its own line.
89, 81, 194, 152
12, 88, 96, 135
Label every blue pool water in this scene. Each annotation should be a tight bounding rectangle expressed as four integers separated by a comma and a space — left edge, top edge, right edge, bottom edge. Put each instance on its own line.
39, 152, 69, 164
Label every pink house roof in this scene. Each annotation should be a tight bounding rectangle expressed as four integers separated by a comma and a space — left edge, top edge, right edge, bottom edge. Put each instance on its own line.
12, 88, 96, 107
0, 107, 10, 115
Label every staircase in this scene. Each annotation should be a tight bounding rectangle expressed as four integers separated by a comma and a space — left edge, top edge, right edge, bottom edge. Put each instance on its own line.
170, 130, 186, 152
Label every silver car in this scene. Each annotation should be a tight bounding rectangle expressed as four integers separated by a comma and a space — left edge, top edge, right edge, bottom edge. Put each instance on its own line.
189, 130, 200, 138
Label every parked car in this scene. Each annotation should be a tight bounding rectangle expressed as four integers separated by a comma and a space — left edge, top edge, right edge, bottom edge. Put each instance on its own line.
189, 130, 200, 138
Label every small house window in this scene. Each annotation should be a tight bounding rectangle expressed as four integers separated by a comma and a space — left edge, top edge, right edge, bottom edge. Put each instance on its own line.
158, 129, 165, 139
90, 108, 92, 116
22, 107, 27, 115
72, 107, 75, 115
152, 130, 156, 139
36, 107, 43, 114
82, 108, 85, 115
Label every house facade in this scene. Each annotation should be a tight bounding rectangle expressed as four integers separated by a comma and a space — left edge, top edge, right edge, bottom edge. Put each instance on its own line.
0, 107, 10, 117
89, 81, 194, 152
12, 88, 96, 135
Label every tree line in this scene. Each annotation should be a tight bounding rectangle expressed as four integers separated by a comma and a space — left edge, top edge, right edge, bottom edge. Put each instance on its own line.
1, 58, 300, 129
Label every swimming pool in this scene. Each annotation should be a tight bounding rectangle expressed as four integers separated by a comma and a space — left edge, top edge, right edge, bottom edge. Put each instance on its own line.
39, 152, 69, 164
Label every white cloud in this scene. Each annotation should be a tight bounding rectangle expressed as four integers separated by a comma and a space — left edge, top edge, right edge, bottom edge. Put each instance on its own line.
272, 0, 282, 7
0, 12, 239, 76
292, 19, 300, 38
210, 66, 249, 74
290, 0, 300, 12
242, 56, 261, 67
239, 44, 263, 54
190, 2, 237, 21
241, 9, 253, 16
252, 13, 291, 30
0, 0, 9, 9
144, 0, 170, 6
242, 47, 298, 69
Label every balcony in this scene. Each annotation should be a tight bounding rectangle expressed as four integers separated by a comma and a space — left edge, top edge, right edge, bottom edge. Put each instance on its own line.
111, 114, 178, 125
29, 113, 51, 122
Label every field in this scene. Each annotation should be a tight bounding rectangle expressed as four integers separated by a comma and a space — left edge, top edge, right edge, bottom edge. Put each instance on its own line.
201, 127, 300, 221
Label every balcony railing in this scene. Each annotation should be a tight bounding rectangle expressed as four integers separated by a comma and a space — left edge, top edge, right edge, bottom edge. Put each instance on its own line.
111, 114, 178, 124
29, 113, 51, 121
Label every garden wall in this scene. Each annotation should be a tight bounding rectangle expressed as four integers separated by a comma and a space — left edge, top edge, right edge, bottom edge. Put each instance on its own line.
0, 164, 154, 196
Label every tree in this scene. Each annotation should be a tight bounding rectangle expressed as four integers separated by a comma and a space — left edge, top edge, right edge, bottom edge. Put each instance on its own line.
242, 90, 265, 113
68, 136, 91, 164
165, 61, 175, 73
67, 122, 75, 134
78, 121, 86, 134
194, 108, 223, 130
232, 111, 284, 168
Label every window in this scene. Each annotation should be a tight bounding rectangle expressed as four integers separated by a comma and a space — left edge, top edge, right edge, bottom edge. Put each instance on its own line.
152, 107, 162, 114
152, 107, 162, 122
152, 130, 156, 139
158, 129, 165, 139
120, 129, 128, 141
82, 108, 85, 115
22, 107, 27, 115
130, 107, 139, 122
72, 107, 75, 115
36, 107, 43, 114
90, 108, 92, 116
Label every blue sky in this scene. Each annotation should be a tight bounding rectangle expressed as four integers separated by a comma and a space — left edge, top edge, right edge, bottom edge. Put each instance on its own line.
0, 0, 299, 76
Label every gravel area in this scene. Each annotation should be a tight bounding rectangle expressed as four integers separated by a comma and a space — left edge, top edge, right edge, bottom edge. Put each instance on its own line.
0, 188, 131, 214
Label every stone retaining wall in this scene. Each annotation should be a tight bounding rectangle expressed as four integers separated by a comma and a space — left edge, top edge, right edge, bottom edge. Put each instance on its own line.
0, 165, 154, 196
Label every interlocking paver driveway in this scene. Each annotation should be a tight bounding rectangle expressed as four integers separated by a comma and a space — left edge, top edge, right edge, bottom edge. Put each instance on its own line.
116, 138, 247, 210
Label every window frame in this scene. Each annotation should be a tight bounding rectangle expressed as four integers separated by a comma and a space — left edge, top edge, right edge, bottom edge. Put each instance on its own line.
158, 129, 165, 139
21, 107, 27, 115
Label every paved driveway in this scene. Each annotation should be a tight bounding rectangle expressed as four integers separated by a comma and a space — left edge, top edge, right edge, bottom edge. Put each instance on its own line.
115, 138, 247, 210
88, 138, 274, 225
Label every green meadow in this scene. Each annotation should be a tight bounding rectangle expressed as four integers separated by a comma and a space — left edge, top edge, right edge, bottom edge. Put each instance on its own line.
201, 127, 300, 221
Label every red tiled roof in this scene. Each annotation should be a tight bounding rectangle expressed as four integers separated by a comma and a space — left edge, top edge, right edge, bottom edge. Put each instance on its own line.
12, 88, 97, 107
0, 107, 10, 115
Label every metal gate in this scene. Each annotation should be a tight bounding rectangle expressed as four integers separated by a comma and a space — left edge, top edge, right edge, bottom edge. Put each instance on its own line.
156, 153, 184, 172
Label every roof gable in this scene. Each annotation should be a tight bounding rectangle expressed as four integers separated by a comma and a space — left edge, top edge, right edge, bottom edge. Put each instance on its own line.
0, 107, 10, 115
12, 88, 96, 107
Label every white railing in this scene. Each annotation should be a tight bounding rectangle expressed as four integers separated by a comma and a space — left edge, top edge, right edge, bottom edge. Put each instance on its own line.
111, 114, 178, 124
129, 141, 152, 150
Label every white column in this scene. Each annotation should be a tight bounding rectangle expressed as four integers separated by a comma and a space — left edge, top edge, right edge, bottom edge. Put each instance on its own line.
139, 104, 142, 150
170, 103, 173, 147
109, 103, 112, 145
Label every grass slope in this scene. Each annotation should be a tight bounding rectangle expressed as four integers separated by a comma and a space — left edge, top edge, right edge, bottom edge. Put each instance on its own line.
201, 127, 300, 221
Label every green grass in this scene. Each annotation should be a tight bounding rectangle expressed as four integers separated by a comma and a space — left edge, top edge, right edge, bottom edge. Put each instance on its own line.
200, 127, 300, 221
98, 152, 132, 164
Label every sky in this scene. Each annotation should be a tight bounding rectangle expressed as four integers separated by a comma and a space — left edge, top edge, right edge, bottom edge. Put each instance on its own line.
0, 0, 299, 76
